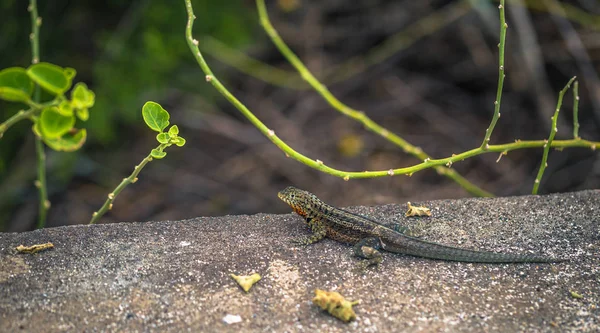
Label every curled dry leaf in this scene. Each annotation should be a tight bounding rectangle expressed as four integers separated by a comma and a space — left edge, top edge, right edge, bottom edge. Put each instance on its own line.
405, 202, 431, 217
15, 242, 54, 254
312, 289, 359, 322
230, 273, 261, 292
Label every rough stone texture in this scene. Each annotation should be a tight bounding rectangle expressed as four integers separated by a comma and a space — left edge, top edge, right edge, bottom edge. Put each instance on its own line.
0, 190, 598, 332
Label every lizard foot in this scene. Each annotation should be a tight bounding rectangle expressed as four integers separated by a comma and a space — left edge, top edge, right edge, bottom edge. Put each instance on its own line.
354, 255, 383, 272
353, 237, 383, 271
290, 235, 322, 245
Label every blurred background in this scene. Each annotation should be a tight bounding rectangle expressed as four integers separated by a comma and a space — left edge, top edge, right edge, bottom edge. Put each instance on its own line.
0, 0, 599, 231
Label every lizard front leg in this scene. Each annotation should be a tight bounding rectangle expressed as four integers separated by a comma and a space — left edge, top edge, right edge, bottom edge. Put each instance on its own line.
291, 217, 327, 245
353, 237, 384, 269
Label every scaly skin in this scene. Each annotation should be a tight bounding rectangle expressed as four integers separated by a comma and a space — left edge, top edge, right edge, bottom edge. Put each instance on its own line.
278, 186, 562, 265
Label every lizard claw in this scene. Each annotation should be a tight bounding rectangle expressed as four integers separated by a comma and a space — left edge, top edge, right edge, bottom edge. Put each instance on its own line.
290, 237, 311, 245
354, 258, 380, 273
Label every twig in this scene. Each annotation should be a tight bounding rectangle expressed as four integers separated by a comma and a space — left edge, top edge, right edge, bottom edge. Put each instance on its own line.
0, 108, 35, 138
255, 0, 492, 197
89, 144, 167, 224
183, 0, 599, 181
532, 76, 576, 195
28, 0, 40, 65
203, 1, 471, 89
573, 80, 580, 139
28, 0, 48, 228
481, 0, 507, 149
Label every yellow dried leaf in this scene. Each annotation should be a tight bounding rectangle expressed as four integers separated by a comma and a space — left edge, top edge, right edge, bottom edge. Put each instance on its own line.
231, 273, 261, 292
15, 242, 54, 254
405, 202, 431, 217
312, 289, 359, 322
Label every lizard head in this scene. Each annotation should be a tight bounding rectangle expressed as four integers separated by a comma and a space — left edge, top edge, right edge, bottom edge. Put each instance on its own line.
278, 186, 318, 218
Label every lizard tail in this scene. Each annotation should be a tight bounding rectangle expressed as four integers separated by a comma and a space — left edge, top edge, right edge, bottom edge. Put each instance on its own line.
381, 232, 562, 263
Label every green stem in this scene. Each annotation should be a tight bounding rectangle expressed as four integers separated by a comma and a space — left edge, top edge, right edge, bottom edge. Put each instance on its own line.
29, 0, 48, 228
0, 100, 59, 139
0, 108, 36, 139
90, 144, 167, 224
481, 0, 507, 149
29, 0, 40, 65
255, 0, 492, 197
532, 77, 576, 194
183, 0, 599, 182
34, 137, 48, 228
572, 81, 580, 139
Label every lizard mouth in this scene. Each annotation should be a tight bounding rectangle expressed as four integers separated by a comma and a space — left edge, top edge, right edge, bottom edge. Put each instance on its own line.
278, 188, 307, 217
277, 191, 289, 204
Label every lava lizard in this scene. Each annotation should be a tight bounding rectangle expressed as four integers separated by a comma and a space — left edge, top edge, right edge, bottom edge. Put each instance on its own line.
278, 186, 563, 266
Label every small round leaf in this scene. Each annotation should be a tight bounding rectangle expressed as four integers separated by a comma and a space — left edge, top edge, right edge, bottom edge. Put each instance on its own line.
43, 128, 87, 152
40, 106, 75, 138
76, 107, 89, 121
0, 67, 33, 102
57, 100, 74, 116
142, 101, 169, 132
156, 132, 170, 144
174, 137, 186, 147
27, 62, 75, 95
168, 125, 179, 137
151, 148, 166, 159
64, 68, 77, 80
71, 82, 95, 109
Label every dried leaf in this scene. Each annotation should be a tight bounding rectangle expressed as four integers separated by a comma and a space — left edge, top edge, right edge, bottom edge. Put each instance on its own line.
405, 202, 431, 217
312, 289, 359, 322
570, 290, 583, 299
15, 242, 54, 254
231, 273, 261, 292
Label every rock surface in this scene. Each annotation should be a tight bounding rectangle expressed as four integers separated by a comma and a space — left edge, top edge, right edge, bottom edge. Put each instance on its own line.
1, 190, 599, 332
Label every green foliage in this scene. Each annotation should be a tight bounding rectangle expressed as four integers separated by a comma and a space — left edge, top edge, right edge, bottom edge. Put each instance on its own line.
71, 83, 95, 121
142, 101, 186, 160
90, 101, 186, 224
168, 124, 179, 136
85, 0, 256, 143
151, 148, 167, 159
27, 62, 76, 95
156, 132, 170, 144
39, 106, 75, 138
43, 129, 87, 152
0, 67, 33, 102
142, 101, 169, 132
0, 62, 92, 155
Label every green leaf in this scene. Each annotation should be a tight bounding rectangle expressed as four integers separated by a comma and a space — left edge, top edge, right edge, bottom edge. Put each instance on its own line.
64, 68, 76, 80
151, 148, 166, 159
156, 132, 170, 144
71, 82, 95, 109
44, 128, 87, 152
168, 125, 179, 137
26, 62, 75, 95
76, 107, 89, 121
32, 122, 42, 137
57, 100, 74, 116
173, 137, 186, 147
142, 101, 169, 132
40, 106, 75, 138
0, 67, 33, 102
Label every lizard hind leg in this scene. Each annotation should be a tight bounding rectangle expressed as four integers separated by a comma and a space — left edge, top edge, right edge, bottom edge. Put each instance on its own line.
353, 237, 384, 269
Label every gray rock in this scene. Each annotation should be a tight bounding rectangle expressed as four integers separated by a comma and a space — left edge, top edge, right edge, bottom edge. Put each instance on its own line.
1, 190, 598, 332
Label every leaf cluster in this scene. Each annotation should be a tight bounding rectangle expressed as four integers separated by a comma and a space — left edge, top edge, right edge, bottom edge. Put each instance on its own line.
0, 62, 95, 151
141, 101, 186, 159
